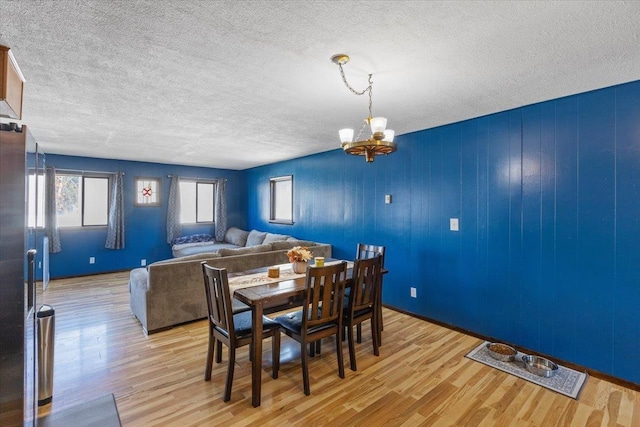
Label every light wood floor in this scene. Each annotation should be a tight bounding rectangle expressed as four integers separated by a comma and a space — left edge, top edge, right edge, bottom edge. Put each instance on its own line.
37, 272, 639, 426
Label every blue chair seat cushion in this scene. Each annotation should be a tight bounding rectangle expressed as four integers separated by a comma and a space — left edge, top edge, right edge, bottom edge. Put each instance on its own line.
216, 311, 279, 338
343, 297, 373, 319
275, 310, 336, 335
344, 307, 372, 320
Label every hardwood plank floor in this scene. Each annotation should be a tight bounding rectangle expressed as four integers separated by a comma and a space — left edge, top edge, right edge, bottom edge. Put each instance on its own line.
37, 272, 640, 426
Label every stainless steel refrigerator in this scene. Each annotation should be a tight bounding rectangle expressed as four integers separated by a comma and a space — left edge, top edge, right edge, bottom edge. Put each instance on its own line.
0, 122, 44, 426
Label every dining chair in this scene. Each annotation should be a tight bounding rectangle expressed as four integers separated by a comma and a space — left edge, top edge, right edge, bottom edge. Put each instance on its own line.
274, 262, 347, 396
355, 243, 386, 343
201, 262, 280, 402
356, 243, 386, 267
343, 254, 383, 371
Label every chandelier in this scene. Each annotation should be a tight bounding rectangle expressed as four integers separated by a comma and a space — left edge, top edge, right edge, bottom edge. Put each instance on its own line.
331, 53, 396, 163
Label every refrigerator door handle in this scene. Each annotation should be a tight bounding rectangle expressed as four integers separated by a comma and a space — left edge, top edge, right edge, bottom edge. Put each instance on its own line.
27, 249, 37, 311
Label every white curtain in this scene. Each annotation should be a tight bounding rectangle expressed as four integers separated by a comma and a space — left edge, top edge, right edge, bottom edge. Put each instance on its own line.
105, 172, 125, 249
166, 175, 182, 243
45, 167, 61, 253
214, 179, 227, 241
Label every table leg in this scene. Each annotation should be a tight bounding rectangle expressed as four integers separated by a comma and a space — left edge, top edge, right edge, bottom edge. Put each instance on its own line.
251, 303, 263, 407
377, 277, 383, 345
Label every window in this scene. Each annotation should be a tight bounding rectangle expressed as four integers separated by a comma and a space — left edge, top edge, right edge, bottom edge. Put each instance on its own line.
270, 175, 293, 224
56, 174, 110, 227
27, 173, 45, 228
179, 180, 216, 224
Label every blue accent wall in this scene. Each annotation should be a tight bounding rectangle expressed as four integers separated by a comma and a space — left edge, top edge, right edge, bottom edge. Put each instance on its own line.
45, 155, 246, 278
245, 80, 640, 385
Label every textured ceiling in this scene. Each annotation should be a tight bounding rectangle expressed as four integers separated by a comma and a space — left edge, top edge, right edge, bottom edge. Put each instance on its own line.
1, 1, 640, 170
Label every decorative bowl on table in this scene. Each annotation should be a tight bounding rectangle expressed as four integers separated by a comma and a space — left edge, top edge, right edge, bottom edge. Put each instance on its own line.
486, 342, 517, 362
521, 355, 559, 377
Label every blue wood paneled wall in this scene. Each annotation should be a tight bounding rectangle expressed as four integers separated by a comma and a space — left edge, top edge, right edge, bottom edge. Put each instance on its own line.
246, 80, 640, 385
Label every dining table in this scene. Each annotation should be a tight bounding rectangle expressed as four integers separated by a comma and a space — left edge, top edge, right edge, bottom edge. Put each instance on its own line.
231, 260, 352, 407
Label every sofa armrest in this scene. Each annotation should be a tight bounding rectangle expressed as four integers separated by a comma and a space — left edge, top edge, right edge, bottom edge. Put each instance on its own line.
129, 267, 150, 333
129, 267, 149, 292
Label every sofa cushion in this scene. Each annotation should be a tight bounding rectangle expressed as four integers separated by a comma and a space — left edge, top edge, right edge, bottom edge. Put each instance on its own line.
224, 227, 250, 247
263, 233, 290, 244
153, 251, 222, 265
270, 240, 306, 251
286, 239, 316, 247
218, 244, 273, 257
245, 230, 267, 246
172, 243, 237, 258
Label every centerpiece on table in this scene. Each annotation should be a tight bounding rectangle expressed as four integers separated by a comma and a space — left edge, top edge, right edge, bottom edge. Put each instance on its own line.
287, 246, 313, 274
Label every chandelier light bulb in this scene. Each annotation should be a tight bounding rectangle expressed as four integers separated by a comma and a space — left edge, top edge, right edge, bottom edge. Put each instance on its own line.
339, 128, 354, 144
383, 129, 395, 142
370, 117, 387, 134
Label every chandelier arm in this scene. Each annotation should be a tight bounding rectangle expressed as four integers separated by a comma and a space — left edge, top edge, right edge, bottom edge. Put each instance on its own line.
355, 121, 368, 142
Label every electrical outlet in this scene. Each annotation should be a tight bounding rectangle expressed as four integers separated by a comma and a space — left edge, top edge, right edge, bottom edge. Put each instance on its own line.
410, 287, 417, 298
89, 257, 95, 264
141, 259, 147, 266
385, 194, 392, 204
450, 218, 459, 231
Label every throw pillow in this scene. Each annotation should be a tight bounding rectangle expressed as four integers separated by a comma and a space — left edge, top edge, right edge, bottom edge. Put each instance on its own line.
263, 233, 290, 244
224, 227, 250, 246
245, 230, 267, 247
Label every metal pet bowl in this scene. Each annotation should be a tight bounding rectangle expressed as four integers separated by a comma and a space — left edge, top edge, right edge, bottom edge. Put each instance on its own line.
486, 342, 517, 362
522, 355, 559, 378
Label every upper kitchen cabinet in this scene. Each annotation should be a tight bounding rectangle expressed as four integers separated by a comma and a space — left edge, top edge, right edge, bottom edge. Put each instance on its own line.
0, 45, 25, 120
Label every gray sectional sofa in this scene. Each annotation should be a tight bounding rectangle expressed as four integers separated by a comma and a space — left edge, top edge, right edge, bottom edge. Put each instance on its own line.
170, 227, 296, 257
129, 228, 331, 334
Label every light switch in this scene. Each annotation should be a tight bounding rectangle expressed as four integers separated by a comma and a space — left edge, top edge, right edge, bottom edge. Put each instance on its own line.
450, 218, 459, 231
385, 194, 392, 204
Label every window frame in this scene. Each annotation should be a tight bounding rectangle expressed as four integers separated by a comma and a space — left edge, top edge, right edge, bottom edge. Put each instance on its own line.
179, 179, 217, 225
27, 171, 46, 229
269, 175, 293, 225
55, 172, 111, 228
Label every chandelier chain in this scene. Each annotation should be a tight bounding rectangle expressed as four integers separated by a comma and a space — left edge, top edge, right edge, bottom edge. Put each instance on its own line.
337, 63, 371, 96
338, 64, 375, 141
367, 74, 373, 119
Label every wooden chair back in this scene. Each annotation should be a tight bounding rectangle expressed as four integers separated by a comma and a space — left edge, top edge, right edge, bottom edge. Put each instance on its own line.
201, 262, 234, 335
302, 262, 347, 331
356, 243, 385, 267
348, 255, 383, 314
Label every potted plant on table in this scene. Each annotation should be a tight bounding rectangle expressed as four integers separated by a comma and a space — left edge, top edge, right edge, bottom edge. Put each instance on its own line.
287, 246, 313, 273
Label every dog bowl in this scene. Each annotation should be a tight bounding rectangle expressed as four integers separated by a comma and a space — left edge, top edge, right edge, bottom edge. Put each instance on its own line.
486, 342, 517, 362
522, 355, 559, 378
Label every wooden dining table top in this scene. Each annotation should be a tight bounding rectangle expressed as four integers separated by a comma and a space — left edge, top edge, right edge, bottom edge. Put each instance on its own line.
232, 260, 353, 307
